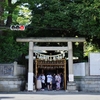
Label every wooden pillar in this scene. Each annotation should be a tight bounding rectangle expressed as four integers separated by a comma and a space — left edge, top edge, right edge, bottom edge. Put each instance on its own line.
68, 42, 74, 82
35, 59, 38, 90
28, 42, 33, 91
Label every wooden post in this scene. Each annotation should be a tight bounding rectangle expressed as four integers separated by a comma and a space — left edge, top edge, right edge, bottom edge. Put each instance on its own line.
35, 59, 38, 90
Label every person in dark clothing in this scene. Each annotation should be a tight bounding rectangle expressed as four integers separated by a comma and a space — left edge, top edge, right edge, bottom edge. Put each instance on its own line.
52, 73, 56, 90
60, 73, 64, 89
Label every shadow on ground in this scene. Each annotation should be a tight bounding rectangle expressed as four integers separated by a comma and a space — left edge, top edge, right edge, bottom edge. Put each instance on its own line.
0, 90, 100, 96
0, 97, 14, 100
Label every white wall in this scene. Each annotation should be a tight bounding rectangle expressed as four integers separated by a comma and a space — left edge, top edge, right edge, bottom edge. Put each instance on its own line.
73, 62, 88, 76
89, 53, 100, 75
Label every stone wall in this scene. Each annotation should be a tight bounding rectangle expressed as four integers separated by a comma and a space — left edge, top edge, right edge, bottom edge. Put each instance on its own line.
73, 55, 100, 92
0, 76, 25, 92
0, 64, 14, 76
0, 62, 26, 92
75, 76, 100, 92
13, 62, 26, 76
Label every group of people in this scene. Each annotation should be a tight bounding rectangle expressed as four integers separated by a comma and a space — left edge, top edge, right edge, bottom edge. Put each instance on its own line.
36, 73, 63, 91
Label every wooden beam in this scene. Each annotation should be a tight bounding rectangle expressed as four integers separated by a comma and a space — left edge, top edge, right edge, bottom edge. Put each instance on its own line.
34, 46, 68, 51
16, 37, 85, 42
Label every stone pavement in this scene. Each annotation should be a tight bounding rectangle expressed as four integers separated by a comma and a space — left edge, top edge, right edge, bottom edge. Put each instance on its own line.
0, 91, 100, 100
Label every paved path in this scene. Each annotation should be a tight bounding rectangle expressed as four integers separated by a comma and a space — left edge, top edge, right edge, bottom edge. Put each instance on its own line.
0, 91, 100, 100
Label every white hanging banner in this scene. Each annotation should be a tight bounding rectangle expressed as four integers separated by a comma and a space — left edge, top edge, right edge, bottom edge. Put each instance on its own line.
35, 52, 66, 61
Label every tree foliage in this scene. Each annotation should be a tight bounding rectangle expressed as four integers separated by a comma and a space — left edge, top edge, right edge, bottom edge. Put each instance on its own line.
0, 31, 28, 63
0, 0, 100, 63
0, 0, 31, 63
28, 0, 100, 39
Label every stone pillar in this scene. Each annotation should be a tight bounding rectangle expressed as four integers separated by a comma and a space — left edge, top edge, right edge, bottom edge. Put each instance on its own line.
68, 42, 74, 82
28, 42, 33, 91
14, 61, 17, 76
67, 42, 78, 92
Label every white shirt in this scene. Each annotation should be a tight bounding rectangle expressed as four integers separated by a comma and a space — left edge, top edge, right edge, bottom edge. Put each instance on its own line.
41, 75, 45, 83
47, 75, 52, 83
56, 75, 61, 83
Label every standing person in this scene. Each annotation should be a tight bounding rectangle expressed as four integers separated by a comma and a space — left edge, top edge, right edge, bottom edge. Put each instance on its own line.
47, 73, 52, 90
52, 73, 56, 90
56, 73, 61, 90
36, 74, 42, 90
55, 74, 58, 89
60, 73, 64, 89
41, 73, 45, 91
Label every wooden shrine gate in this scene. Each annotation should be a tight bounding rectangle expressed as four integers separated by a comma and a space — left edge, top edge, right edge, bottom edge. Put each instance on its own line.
35, 59, 67, 90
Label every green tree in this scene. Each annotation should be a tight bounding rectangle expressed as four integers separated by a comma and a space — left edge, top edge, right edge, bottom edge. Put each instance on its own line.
0, 0, 31, 63
0, 0, 4, 25
27, 0, 100, 60
0, 31, 28, 63
3, 0, 31, 26
1, 0, 100, 63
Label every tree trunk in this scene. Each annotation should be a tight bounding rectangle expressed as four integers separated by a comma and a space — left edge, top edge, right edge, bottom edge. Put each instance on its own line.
0, 0, 4, 25
6, 0, 12, 26
0, 0, 5, 35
